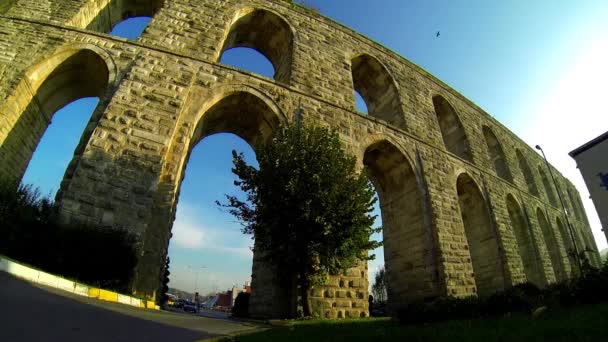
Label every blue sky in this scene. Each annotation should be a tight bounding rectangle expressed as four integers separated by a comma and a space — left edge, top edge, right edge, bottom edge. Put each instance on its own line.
21, 1, 608, 294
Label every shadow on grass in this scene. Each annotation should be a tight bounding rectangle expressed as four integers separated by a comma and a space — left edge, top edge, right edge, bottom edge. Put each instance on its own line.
228, 304, 608, 342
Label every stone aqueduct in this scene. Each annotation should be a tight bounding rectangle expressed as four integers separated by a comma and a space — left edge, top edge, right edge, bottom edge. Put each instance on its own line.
0, 0, 601, 318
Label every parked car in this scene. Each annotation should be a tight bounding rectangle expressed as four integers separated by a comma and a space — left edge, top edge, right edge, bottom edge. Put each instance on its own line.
183, 301, 197, 313
172, 299, 186, 309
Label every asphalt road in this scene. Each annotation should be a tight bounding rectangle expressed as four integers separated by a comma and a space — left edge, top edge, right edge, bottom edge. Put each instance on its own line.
0, 272, 261, 342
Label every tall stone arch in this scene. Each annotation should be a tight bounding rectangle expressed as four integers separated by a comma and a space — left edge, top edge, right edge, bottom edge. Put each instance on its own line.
536, 208, 566, 282
133, 86, 286, 307
482, 126, 512, 182
456, 173, 504, 296
567, 188, 584, 220
362, 138, 438, 309
0, 44, 115, 184
351, 54, 405, 128
555, 216, 576, 277
217, 8, 294, 84
538, 166, 558, 207
432, 96, 473, 162
516, 150, 539, 196
505, 194, 545, 286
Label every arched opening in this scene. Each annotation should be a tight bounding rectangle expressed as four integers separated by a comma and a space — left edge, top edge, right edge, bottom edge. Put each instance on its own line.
219, 9, 293, 84
153, 90, 284, 316
456, 173, 504, 296
21, 98, 100, 198
572, 190, 592, 226
432, 96, 472, 162
516, 150, 539, 196
482, 126, 512, 182
351, 54, 404, 127
84, 0, 162, 35
363, 140, 437, 306
506, 195, 544, 286
219, 47, 275, 79
110, 17, 152, 39
191, 92, 280, 147
567, 189, 583, 220
367, 188, 385, 302
166, 133, 257, 304
536, 208, 566, 282
573, 226, 587, 254
538, 167, 558, 207
354, 90, 368, 114
556, 217, 576, 277
0, 48, 110, 185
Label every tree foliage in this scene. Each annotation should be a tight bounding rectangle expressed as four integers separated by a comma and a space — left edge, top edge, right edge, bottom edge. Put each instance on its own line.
0, 179, 137, 293
372, 266, 387, 303
218, 121, 381, 316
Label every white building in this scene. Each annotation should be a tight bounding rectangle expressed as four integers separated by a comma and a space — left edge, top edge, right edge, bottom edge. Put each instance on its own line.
569, 131, 608, 244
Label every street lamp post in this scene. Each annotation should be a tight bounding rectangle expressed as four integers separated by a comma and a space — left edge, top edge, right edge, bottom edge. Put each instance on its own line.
187, 265, 207, 294
535, 145, 583, 272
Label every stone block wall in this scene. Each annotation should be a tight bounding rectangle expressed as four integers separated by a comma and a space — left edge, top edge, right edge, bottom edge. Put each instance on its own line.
0, 0, 601, 318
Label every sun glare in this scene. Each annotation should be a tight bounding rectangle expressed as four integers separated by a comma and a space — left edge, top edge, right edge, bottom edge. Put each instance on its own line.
524, 38, 608, 250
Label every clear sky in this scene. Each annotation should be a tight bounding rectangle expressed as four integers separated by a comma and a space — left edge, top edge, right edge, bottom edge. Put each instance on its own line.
21, 1, 608, 295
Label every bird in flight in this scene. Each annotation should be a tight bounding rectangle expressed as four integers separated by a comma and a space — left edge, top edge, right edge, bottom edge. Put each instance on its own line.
436, 31, 440, 37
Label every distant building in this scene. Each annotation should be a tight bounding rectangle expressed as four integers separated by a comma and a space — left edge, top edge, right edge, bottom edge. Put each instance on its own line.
569, 131, 608, 244
204, 282, 252, 309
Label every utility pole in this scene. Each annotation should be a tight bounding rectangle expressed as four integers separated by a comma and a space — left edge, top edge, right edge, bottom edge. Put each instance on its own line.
187, 265, 207, 294
535, 145, 583, 272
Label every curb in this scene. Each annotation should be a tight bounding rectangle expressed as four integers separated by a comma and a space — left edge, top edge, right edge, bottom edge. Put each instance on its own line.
0, 255, 159, 310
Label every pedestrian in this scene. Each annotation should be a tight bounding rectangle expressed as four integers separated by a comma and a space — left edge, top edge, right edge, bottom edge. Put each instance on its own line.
194, 292, 200, 313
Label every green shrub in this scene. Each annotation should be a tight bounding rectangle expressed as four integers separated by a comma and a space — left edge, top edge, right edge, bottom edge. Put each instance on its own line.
52, 224, 138, 292
232, 292, 250, 318
569, 263, 608, 305
397, 295, 482, 324
398, 268, 608, 325
0, 180, 137, 293
482, 282, 542, 316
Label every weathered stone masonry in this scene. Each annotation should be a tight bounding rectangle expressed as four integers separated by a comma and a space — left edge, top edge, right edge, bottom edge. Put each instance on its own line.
0, 0, 601, 318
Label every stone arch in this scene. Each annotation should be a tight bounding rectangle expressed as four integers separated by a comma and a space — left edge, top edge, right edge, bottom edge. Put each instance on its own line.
362, 139, 438, 305
572, 225, 587, 252
564, 189, 577, 219
135, 87, 286, 298
536, 208, 566, 282
0, 44, 115, 183
505, 194, 545, 286
190, 91, 282, 148
218, 8, 294, 84
516, 150, 539, 196
73, 0, 164, 34
456, 173, 504, 296
482, 126, 512, 182
350, 54, 405, 128
432, 95, 473, 162
555, 216, 576, 277
566, 188, 583, 220
538, 166, 558, 207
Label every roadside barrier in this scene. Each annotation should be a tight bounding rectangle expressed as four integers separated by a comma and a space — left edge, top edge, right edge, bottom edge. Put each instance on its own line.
0, 255, 158, 310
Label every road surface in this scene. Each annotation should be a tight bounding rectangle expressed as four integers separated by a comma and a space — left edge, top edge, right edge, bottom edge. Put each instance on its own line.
0, 272, 262, 342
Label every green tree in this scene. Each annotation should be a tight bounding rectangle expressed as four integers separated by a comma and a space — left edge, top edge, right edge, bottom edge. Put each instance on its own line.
371, 266, 387, 303
219, 121, 381, 317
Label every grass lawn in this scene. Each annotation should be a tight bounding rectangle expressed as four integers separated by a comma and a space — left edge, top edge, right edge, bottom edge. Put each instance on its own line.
227, 303, 608, 341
